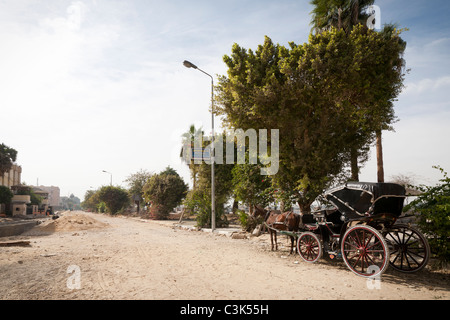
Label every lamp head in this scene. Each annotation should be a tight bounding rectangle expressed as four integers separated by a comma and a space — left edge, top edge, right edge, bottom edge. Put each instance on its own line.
183, 60, 198, 69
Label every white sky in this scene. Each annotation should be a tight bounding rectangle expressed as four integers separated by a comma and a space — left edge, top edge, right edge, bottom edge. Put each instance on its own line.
1, 0, 449, 199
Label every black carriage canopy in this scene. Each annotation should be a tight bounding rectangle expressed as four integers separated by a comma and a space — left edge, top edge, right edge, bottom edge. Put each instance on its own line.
323, 182, 406, 218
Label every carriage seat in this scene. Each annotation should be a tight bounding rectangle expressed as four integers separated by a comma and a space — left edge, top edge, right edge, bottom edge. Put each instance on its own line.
300, 214, 319, 231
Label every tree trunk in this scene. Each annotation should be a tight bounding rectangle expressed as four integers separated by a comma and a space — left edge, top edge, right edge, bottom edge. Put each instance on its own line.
298, 201, 312, 215
178, 207, 185, 224
338, 7, 342, 30
232, 199, 238, 214
376, 129, 384, 183
350, 146, 359, 181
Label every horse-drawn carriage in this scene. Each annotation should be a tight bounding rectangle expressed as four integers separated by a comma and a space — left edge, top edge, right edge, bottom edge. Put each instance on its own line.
261, 182, 430, 278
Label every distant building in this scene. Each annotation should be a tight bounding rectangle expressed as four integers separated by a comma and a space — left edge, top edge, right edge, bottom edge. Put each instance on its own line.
0, 164, 23, 215
0, 164, 22, 188
0, 163, 62, 215
34, 185, 61, 208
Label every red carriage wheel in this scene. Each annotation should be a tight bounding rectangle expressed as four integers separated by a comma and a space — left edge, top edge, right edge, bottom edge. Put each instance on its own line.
341, 225, 390, 278
297, 232, 322, 263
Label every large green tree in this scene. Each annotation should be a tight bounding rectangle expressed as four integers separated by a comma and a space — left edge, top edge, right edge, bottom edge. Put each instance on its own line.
124, 169, 153, 205
216, 26, 406, 213
310, 0, 406, 182
143, 168, 188, 219
216, 36, 349, 213
97, 186, 130, 215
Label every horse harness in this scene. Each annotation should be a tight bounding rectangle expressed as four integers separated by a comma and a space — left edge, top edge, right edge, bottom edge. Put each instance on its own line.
265, 210, 296, 231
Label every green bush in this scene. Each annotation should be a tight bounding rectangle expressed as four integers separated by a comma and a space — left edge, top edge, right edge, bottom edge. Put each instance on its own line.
237, 209, 263, 232
97, 186, 130, 215
0, 186, 13, 215
0, 185, 13, 204
97, 201, 107, 213
183, 189, 229, 228
143, 169, 188, 220
404, 166, 450, 266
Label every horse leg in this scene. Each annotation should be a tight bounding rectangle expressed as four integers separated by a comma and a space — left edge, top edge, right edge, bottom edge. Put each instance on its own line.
274, 232, 278, 251
270, 230, 274, 251
289, 236, 297, 255
289, 236, 293, 254
294, 236, 298, 254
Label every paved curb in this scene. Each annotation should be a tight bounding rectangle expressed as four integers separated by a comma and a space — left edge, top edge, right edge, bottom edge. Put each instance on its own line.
0, 221, 39, 238
143, 219, 243, 238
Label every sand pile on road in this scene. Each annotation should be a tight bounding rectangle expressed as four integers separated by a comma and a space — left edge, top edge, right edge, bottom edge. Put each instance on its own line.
31, 213, 109, 234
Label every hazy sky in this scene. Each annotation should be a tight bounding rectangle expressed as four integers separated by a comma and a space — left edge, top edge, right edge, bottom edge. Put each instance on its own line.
1, 0, 449, 199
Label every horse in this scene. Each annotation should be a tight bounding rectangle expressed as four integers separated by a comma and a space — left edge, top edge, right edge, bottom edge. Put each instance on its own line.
253, 205, 300, 254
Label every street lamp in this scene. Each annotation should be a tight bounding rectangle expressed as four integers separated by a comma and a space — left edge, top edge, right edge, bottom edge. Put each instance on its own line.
102, 170, 112, 186
183, 60, 216, 232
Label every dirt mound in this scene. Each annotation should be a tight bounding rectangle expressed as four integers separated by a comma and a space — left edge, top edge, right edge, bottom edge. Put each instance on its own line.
31, 213, 109, 234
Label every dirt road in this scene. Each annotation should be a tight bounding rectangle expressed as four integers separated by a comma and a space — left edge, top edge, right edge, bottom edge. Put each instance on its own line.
0, 211, 448, 300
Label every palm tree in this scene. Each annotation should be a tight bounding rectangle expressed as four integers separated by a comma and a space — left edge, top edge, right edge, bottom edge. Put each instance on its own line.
310, 0, 374, 35
180, 124, 204, 189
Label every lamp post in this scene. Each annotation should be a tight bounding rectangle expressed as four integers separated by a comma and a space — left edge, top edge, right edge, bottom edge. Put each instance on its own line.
102, 170, 112, 186
183, 60, 216, 232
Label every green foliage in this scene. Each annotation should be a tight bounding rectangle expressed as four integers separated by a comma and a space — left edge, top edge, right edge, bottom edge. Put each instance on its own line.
160, 166, 179, 177
404, 166, 450, 265
0, 186, 13, 204
310, 0, 374, 35
0, 143, 18, 178
309, 0, 407, 181
15, 186, 42, 206
61, 194, 81, 211
180, 124, 205, 189
217, 35, 346, 212
143, 168, 188, 219
181, 127, 235, 227
183, 188, 229, 228
237, 209, 263, 232
97, 201, 107, 213
232, 161, 273, 210
82, 189, 101, 212
97, 186, 130, 215
216, 25, 406, 213
30, 192, 43, 206
124, 169, 153, 204
84, 187, 125, 214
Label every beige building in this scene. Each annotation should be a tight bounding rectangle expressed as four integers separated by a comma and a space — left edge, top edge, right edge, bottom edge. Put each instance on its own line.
0, 164, 61, 215
0, 164, 22, 188
34, 186, 60, 208
0, 164, 23, 215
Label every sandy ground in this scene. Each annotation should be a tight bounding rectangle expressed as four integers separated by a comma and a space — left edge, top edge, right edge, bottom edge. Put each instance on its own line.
0, 210, 448, 300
